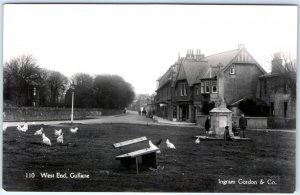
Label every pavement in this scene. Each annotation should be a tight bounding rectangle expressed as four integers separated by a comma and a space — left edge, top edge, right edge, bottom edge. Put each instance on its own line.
2, 110, 196, 127
2, 110, 296, 133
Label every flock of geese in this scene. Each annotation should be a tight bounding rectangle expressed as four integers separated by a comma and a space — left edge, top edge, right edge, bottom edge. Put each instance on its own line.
3, 122, 78, 146
3, 123, 200, 147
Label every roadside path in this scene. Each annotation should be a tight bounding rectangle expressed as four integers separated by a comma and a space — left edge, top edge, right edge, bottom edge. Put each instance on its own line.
2, 110, 295, 133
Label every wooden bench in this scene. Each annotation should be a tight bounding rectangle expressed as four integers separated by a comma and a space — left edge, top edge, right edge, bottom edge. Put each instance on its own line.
113, 136, 159, 174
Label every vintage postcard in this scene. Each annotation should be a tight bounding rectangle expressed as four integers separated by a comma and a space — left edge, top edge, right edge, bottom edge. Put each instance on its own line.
2, 3, 297, 193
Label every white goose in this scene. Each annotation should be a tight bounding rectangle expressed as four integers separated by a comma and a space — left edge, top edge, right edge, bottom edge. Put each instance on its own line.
195, 137, 200, 144
57, 133, 64, 144
149, 140, 158, 149
54, 129, 62, 136
3, 125, 7, 132
42, 133, 51, 146
34, 128, 43, 135
70, 127, 78, 133
166, 139, 176, 149
17, 123, 28, 132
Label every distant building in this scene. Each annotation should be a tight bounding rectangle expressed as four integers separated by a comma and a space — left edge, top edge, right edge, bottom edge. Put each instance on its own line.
155, 44, 266, 122
257, 53, 296, 118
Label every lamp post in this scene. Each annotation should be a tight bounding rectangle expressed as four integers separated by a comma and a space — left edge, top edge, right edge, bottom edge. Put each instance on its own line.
70, 84, 75, 123
33, 87, 36, 107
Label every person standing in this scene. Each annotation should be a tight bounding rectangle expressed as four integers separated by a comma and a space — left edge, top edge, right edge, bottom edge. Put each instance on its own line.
239, 113, 247, 138
205, 116, 211, 134
223, 126, 232, 141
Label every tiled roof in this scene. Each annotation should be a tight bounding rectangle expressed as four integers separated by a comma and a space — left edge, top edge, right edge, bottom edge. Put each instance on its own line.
204, 49, 240, 68
181, 60, 210, 86
156, 66, 173, 90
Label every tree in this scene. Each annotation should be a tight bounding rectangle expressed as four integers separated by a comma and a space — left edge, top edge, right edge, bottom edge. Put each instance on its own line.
280, 53, 296, 101
45, 70, 69, 106
3, 55, 42, 106
65, 73, 97, 108
94, 75, 135, 109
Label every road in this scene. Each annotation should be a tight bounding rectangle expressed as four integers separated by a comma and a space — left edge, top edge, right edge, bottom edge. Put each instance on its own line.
2, 110, 158, 127
2, 111, 295, 133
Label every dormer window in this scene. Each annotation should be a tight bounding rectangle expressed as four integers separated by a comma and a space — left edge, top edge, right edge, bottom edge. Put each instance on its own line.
230, 64, 235, 75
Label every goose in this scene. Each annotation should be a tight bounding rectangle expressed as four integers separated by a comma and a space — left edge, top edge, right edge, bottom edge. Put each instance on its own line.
149, 140, 158, 149
17, 125, 22, 131
166, 139, 176, 149
70, 127, 78, 133
3, 125, 7, 132
34, 128, 43, 135
17, 123, 28, 132
42, 133, 51, 146
54, 129, 62, 136
57, 133, 64, 144
195, 137, 200, 144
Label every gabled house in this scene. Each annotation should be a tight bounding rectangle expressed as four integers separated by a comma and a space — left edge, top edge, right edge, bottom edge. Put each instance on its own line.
257, 53, 296, 118
155, 44, 266, 122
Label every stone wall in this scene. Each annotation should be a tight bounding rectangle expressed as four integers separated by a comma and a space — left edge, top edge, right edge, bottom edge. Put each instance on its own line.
196, 115, 295, 129
3, 107, 123, 122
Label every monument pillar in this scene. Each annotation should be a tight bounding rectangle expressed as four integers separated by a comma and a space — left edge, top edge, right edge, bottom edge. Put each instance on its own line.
209, 70, 233, 138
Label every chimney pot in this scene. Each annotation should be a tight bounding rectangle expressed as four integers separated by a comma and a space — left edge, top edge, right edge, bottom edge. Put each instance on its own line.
238, 44, 246, 50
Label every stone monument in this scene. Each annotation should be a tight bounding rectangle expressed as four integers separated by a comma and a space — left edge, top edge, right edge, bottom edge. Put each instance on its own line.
209, 71, 233, 138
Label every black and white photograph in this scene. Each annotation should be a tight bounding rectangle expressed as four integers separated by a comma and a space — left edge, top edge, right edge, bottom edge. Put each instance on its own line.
1, 3, 297, 193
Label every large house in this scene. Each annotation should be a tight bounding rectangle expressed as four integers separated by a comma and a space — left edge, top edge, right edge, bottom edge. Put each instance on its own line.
257, 53, 296, 118
155, 44, 266, 122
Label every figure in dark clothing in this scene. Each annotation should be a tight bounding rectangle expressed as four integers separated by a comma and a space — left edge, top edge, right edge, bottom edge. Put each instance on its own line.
205, 116, 211, 134
138, 110, 141, 116
232, 121, 239, 136
223, 126, 232, 141
239, 113, 247, 138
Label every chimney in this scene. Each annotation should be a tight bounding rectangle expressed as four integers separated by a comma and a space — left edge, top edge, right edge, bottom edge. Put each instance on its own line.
238, 44, 245, 50
271, 52, 284, 74
186, 49, 194, 60
195, 49, 205, 61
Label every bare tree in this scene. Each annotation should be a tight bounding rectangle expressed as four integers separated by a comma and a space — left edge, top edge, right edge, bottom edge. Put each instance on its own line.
4, 55, 41, 106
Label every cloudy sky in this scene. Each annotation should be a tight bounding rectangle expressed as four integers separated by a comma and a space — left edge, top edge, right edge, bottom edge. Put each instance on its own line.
3, 4, 297, 94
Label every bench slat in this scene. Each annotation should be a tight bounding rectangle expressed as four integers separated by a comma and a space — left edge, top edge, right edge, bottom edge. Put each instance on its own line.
113, 136, 147, 148
116, 147, 159, 159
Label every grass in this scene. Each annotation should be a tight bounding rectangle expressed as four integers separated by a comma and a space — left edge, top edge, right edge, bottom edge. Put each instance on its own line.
3, 123, 295, 192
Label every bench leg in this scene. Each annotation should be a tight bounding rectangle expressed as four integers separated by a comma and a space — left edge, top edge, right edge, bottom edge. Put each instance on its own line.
135, 157, 139, 175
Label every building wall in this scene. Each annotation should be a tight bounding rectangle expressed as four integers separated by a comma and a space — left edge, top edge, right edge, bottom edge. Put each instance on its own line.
224, 63, 264, 105
258, 76, 296, 118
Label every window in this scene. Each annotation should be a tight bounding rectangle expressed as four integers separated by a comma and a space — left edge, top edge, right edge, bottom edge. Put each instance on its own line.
211, 81, 217, 93
229, 65, 235, 74
205, 81, 210, 93
284, 102, 288, 118
270, 102, 274, 116
180, 83, 187, 96
183, 83, 187, 96
264, 80, 267, 94
196, 87, 199, 95
200, 82, 205, 93
175, 88, 177, 96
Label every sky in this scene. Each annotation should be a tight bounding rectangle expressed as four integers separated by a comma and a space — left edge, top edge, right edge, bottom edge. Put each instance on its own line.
3, 4, 297, 94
